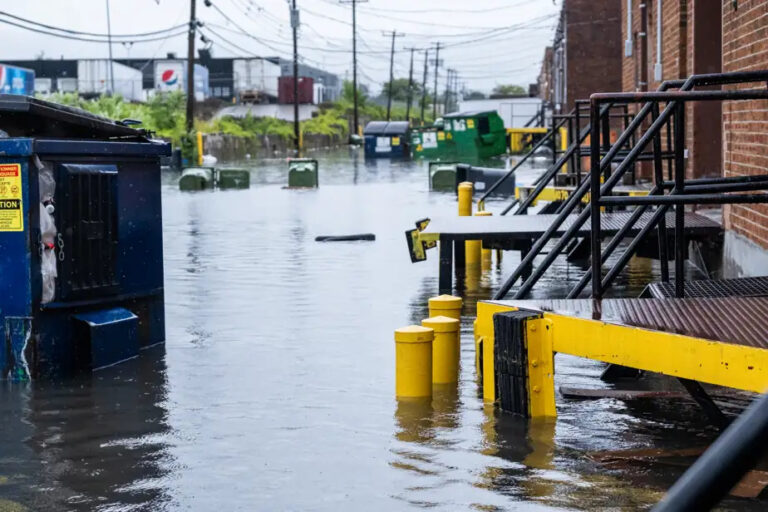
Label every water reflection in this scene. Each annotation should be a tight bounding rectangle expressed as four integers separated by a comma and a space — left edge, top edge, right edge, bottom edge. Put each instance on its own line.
0, 348, 172, 510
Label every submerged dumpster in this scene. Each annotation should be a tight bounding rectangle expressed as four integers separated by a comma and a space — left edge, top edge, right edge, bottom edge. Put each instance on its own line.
363, 121, 410, 158
443, 111, 507, 161
287, 158, 319, 188
411, 125, 452, 160
0, 95, 170, 380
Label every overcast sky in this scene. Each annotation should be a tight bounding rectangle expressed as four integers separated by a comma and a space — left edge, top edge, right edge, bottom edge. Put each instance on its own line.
2, 0, 562, 95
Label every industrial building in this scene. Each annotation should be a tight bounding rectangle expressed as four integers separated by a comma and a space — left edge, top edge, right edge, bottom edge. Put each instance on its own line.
3, 51, 341, 105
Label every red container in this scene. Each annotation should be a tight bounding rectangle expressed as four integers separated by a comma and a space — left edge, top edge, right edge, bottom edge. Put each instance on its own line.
278, 76, 314, 104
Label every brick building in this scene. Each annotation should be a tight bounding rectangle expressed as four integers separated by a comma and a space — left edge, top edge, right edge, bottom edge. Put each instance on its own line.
620, 0, 768, 267
537, 0, 622, 113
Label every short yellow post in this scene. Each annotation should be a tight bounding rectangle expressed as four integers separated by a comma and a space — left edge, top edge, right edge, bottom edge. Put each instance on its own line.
559, 126, 568, 174
395, 325, 434, 398
196, 131, 204, 166
422, 316, 460, 384
458, 181, 473, 217
475, 210, 493, 270
428, 294, 462, 320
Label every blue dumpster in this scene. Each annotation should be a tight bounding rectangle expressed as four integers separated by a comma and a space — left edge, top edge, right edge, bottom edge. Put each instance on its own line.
363, 121, 410, 159
0, 95, 170, 379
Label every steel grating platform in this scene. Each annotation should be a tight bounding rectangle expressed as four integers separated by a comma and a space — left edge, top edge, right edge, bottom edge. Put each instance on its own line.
643, 276, 768, 299
420, 211, 720, 241
490, 296, 768, 349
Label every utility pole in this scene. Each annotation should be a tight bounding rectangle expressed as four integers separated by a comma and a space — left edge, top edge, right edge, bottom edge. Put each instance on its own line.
443, 68, 452, 115
291, 0, 300, 153
432, 42, 441, 120
341, 0, 368, 140
405, 47, 416, 122
420, 49, 428, 123
105, 0, 115, 95
383, 30, 404, 121
185, 0, 196, 132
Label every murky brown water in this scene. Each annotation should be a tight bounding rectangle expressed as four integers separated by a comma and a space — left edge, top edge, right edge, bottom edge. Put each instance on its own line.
0, 148, 763, 510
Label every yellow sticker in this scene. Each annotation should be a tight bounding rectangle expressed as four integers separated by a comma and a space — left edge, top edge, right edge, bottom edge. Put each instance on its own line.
447, 132, 453, 140
0, 163, 23, 232
416, 144, 423, 152
391, 137, 400, 146
437, 131, 445, 141
467, 119, 475, 129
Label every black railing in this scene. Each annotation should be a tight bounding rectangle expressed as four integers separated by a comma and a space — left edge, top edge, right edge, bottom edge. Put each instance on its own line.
588, 74, 768, 299
492, 70, 768, 300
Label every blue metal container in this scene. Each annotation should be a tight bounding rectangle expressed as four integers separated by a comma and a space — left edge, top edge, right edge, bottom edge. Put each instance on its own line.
363, 121, 410, 159
0, 95, 170, 380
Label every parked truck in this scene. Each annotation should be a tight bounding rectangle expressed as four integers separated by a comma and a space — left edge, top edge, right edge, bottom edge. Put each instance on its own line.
0, 64, 34, 95
154, 60, 209, 101
233, 58, 280, 103
77, 59, 143, 101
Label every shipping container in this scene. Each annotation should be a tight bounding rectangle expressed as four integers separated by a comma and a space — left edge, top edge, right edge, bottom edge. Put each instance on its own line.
77, 59, 143, 101
233, 58, 280, 100
58, 77, 78, 93
0, 64, 35, 95
153, 60, 210, 101
278, 76, 314, 104
34, 77, 53, 95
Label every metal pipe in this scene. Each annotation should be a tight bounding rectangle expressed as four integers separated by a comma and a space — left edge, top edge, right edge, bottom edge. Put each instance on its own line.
652, 102, 670, 282
653, 392, 768, 512
674, 102, 685, 297
625, 0, 633, 57
655, 0, 663, 81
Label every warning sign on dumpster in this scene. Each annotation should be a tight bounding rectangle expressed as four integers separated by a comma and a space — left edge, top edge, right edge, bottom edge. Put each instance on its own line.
0, 163, 23, 231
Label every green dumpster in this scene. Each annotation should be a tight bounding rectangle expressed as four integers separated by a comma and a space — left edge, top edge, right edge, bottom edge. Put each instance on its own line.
288, 158, 319, 188
217, 168, 250, 189
443, 111, 507, 161
179, 167, 215, 191
428, 161, 459, 192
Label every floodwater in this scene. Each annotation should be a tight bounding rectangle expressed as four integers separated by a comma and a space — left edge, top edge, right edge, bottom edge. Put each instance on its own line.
0, 149, 762, 511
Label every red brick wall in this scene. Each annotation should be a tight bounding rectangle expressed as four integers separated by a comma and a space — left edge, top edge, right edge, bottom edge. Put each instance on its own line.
563, 0, 622, 110
722, 0, 768, 248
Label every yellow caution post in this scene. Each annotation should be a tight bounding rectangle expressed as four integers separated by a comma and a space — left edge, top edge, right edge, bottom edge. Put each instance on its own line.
475, 210, 493, 270
395, 325, 434, 398
458, 181, 473, 217
422, 316, 460, 384
428, 295, 462, 320
196, 131, 204, 166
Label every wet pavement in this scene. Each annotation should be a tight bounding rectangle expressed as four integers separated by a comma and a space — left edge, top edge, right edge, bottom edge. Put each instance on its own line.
0, 148, 763, 510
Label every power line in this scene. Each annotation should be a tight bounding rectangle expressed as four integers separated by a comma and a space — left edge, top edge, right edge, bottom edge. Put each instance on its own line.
0, 17, 188, 43
0, 10, 185, 39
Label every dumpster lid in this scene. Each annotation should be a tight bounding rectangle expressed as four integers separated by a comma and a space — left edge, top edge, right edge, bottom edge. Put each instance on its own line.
444, 110, 496, 119
364, 121, 410, 136
0, 94, 152, 140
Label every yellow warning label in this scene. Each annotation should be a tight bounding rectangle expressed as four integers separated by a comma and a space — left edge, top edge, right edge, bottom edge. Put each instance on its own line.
437, 131, 445, 141
391, 136, 400, 146
0, 163, 23, 232
467, 119, 475, 129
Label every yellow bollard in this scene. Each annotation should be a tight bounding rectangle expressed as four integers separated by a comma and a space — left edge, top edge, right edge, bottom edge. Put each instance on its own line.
196, 131, 204, 166
395, 325, 434, 398
458, 181, 473, 217
475, 210, 492, 270
428, 294, 462, 320
422, 316, 460, 384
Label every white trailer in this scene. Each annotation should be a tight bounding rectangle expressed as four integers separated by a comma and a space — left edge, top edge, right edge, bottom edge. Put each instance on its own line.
34, 78, 53, 95
153, 60, 209, 101
232, 58, 280, 101
77, 59, 143, 101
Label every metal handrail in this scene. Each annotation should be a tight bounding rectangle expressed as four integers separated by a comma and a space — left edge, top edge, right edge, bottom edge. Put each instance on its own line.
494, 70, 768, 300
492, 79, 687, 299
476, 110, 573, 210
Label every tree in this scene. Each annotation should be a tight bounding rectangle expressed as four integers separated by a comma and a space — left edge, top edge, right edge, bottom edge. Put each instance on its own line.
381, 78, 423, 102
464, 90, 486, 100
492, 84, 526, 96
